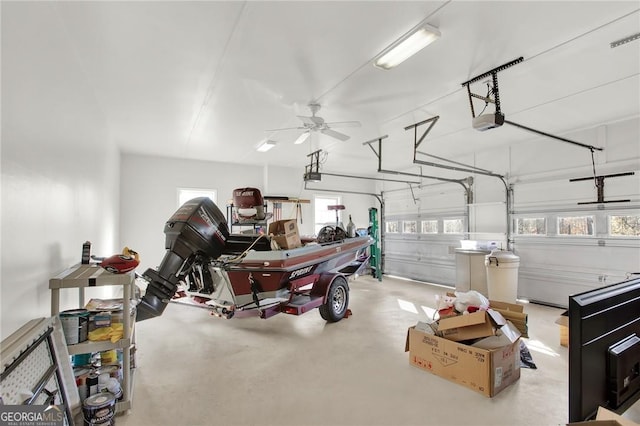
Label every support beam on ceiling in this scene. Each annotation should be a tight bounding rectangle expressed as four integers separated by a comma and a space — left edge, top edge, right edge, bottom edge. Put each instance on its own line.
406, 115, 505, 178
363, 134, 468, 186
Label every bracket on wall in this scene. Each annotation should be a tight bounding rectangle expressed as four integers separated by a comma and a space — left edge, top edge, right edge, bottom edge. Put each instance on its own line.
461, 56, 603, 152
569, 172, 635, 204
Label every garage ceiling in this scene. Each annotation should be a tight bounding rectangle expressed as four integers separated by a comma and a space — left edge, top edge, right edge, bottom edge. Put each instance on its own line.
3, 1, 639, 177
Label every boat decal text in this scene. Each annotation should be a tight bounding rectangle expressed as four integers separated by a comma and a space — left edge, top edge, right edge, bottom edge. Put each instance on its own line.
290, 265, 314, 279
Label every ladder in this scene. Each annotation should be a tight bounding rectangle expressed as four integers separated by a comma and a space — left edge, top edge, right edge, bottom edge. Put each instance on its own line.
368, 207, 382, 281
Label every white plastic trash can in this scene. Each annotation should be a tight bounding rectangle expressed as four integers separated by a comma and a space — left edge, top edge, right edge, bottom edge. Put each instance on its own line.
485, 249, 520, 303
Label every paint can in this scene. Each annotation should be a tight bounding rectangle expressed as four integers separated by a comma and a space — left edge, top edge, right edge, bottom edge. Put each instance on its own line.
60, 309, 90, 345
74, 367, 90, 402
82, 241, 92, 265
85, 372, 99, 397
82, 392, 116, 426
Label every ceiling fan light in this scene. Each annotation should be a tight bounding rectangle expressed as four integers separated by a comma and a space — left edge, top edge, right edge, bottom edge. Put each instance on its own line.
294, 132, 310, 145
374, 24, 440, 70
256, 140, 276, 152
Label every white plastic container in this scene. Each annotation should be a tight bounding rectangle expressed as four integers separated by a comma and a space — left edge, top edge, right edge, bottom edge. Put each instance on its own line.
485, 249, 520, 303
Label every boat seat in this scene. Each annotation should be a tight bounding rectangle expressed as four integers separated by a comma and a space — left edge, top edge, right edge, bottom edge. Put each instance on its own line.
232, 187, 272, 222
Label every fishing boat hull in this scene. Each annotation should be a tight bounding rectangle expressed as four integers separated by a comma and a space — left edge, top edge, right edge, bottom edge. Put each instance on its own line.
137, 196, 374, 322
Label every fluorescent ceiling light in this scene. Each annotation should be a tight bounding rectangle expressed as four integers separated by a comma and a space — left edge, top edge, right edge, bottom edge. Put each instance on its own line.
294, 132, 310, 145
256, 140, 276, 152
374, 24, 440, 70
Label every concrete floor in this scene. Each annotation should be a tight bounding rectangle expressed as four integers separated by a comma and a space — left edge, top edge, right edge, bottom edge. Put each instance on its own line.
117, 275, 640, 426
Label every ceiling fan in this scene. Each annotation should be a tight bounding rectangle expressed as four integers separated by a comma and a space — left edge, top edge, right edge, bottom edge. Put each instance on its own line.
268, 103, 361, 143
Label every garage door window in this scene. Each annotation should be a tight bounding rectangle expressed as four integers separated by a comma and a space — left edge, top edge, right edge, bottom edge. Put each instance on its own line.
403, 220, 417, 233
558, 215, 594, 236
609, 214, 640, 236
443, 218, 464, 234
421, 220, 438, 234
515, 217, 546, 235
386, 221, 399, 233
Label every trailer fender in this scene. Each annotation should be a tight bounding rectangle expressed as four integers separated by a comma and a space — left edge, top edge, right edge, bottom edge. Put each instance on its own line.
310, 273, 349, 300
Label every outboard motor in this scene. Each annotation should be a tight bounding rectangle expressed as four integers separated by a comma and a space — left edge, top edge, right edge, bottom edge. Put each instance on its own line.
137, 197, 230, 321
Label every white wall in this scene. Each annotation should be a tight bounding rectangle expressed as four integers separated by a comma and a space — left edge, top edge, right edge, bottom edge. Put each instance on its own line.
1, 2, 120, 339
119, 154, 378, 273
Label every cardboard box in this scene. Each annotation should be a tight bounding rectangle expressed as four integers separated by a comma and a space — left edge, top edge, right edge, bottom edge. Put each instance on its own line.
556, 310, 569, 347
567, 406, 640, 425
415, 320, 437, 335
472, 320, 521, 350
405, 325, 521, 397
489, 299, 529, 338
436, 309, 505, 342
268, 219, 301, 249
442, 292, 528, 337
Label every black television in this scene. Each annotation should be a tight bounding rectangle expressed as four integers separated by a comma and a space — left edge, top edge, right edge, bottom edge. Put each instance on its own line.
569, 276, 640, 422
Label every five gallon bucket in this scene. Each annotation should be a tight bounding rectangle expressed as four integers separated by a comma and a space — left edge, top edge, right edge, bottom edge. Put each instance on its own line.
485, 250, 520, 303
60, 309, 90, 345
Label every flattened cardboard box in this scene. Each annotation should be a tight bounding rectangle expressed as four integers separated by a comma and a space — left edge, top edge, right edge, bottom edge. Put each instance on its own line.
567, 406, 640, 426
436, 309, 505, 342
556, 310, 569, 347
268, 219, 302, 249
490, 299, 529, 338
405, 326, 521, 397
471, 320, 521, 350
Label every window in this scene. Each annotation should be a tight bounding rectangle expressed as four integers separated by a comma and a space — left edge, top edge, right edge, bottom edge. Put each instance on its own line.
515, 217, 546, 235
314, 195, 341, 234
609, 214, 640, 236
443, 218, 464, 234
178, 188, 217, 208
558, 216, 594, 236
386, 221, 399, 233
403, 220, 417, 234
421, 220, 438, 234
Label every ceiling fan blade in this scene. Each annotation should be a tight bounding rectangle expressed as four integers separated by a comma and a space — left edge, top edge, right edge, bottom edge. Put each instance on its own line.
321, 128, 350, 141
265, 126, 305, 131
293, 132, 310, 145
325, 120, 361, 128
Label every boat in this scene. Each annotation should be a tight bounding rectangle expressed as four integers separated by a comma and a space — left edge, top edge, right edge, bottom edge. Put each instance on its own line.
136, 197, 374, 323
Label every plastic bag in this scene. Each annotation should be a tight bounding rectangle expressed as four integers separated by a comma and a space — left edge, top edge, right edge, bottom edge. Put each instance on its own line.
434, 294, 457, 319
453, 290, 490, 313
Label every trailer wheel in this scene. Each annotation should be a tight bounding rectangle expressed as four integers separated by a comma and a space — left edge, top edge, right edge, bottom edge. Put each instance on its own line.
319, 276, 349, 322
